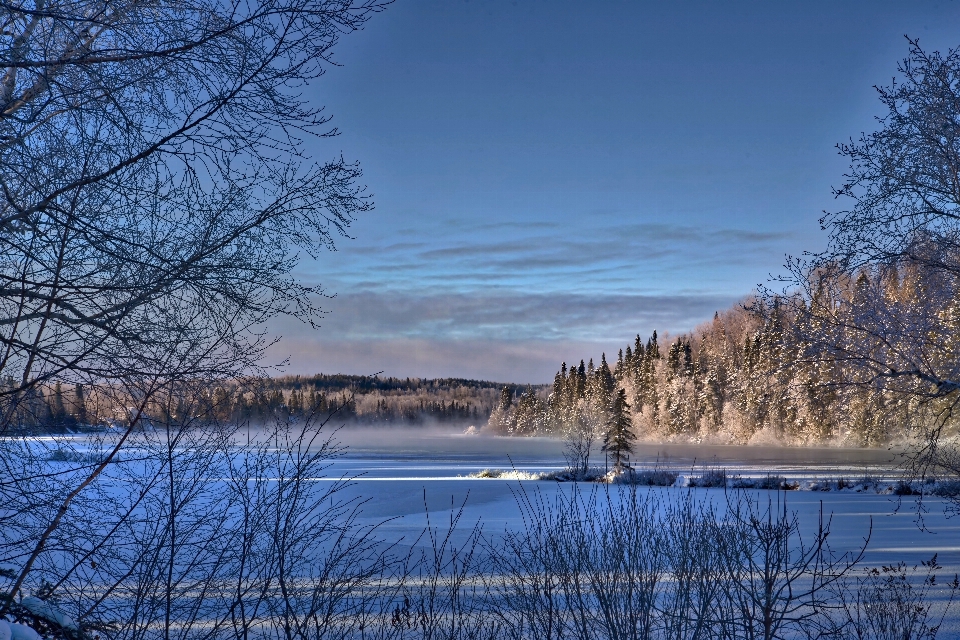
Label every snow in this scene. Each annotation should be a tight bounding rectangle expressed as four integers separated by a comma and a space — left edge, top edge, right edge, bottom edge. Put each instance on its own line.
20, 598, 77, 631
14, 427, 960, 635
7, 624, 38, 640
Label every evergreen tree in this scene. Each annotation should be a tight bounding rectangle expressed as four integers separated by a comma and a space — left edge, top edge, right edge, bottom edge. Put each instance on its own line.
595, 352, 616, 404
498, 387, 513, 411
646, 330, 661, 360
73, 384, 88, 425
576, 360, 587, 398
487, 386, 516, 434
288, 388, 303, 415
50, 382, 67, 427
602, 388, 634, 472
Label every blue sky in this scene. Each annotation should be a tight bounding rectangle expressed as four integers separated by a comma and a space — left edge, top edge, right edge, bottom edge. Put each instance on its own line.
265, 0, 960, 383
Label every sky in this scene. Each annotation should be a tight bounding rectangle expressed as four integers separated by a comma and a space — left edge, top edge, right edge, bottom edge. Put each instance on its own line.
264, 0, 960, 384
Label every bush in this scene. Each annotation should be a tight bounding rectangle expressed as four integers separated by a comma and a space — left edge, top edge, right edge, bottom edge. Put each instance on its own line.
827, 556, 959, 640
688, 468, 727, 488
44, 447, 106, 464
894, 480, 918, 496
485, 486, 864, 640
931, 480, 960, 497
623, 468, 678, 486
730, 474, 798, 490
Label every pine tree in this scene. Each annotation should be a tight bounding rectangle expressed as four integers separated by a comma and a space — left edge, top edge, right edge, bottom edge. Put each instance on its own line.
74, 384, 88, 425
647, 330, 661, 360
288, 388, 303, 415
596, 353, 616, 404
602, 388, 634, 472
498, 387, 513, 411
487, 387, 516, 434
50, 382, 66, 428
553, 370, 565, 403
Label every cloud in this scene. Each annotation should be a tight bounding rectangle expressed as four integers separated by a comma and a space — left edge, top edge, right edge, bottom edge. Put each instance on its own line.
285, 290, 740, 341
308, 219, 798, 297
264, 289, 746, 382
283, 219, 786, 381
263, 337, 605, 384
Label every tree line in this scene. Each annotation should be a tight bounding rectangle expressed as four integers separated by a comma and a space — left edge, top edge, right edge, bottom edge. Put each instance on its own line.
488, 258, 958, 451
5, 374, 539, 432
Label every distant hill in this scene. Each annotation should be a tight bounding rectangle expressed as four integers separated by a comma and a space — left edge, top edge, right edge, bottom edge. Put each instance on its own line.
199, 374, 550, 426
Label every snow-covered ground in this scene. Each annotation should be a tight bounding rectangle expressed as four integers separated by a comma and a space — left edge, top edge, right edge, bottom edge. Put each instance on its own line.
328, 428, 955, 557
15, 426, 960, 635
326, 427, 960, 633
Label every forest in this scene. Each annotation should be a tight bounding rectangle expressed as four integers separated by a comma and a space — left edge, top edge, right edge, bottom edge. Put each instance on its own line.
489, 257, 960, 448
15, 257, 954, 449
3, 374, 538, 432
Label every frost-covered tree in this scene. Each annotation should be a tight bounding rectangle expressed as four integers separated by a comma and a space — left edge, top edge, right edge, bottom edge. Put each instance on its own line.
487, 386, 516, 433
775, 38, 960, 475
602, 388, 634, 472
0, 0, 388, 632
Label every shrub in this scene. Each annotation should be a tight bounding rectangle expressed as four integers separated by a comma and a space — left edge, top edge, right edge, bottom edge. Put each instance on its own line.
894, 480, 917, 496
689, 468, 728, 488
624, 468, 678, 486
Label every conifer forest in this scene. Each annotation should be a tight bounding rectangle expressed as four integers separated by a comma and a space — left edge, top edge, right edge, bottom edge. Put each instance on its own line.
491, 266, 957, 447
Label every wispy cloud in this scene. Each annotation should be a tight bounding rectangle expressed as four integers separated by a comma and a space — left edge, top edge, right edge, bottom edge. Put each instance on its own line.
265, 288, 745, 382
306, 218, 798, 297
301, 290, 740, 341
281, 218, 788, 381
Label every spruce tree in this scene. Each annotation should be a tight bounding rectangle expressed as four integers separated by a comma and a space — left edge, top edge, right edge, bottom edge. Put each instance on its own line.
602, 388, 634, 472
74, 384, 88, 425
553, 370, 565, 402
576, 360, 587, 398
498, 386, 513, 411
42, 382, 70, 429
647, 330, 661, 360
596, 353, 616, 403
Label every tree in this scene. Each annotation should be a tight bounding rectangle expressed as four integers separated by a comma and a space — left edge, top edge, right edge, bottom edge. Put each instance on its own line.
72, 384, 87, 425
783, 38, 960, 477
487, 386, 515, 433
0, 0, 389, 631
0, 0, 382, 426
791, 39, 960, 397
513, 389, 545, 435
602, 388, 634, 473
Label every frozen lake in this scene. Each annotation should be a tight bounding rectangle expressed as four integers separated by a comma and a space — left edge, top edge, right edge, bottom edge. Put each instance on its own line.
324, 426, 960, 634
329, 427, 960, 566
23, 426, 960, 635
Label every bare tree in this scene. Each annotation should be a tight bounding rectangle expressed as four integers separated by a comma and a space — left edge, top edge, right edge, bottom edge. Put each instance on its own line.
0, 0, 383, 414
487, 485, 867, 640
0, 0, 390, 632
789, 39, 960, 394
560, 401, 603, 479
0, 393, 399, 640
773, 38, 960, 479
